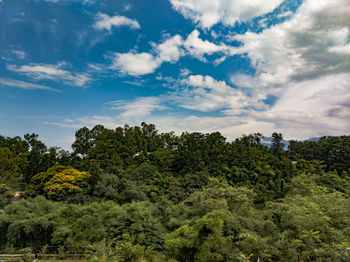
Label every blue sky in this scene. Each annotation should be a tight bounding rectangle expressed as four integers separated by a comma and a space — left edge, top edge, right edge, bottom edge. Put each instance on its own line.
0, 0, 349, 150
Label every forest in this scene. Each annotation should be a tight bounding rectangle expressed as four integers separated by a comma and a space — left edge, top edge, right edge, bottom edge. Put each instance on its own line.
0, 122, 350, 261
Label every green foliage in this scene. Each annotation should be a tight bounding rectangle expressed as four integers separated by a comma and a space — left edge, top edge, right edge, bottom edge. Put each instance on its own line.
266, 180, 350, 261
289, 136, 350, 173
0, 183, 13, 208
0, 147, 22, 189
92, 172, 120, 201
271, 132, 284, 155
1, 124, 350, 261
166, 210, 235, 261
0, 196, 60, 253
106, 201, 166, 251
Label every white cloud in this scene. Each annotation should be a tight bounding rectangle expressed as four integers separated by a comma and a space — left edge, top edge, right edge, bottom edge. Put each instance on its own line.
45, 116, 120, 129
248, 73, 350, 139
329, 43, 350, 55
230, 0, 350, 91
171, 74, 262, 114
0, 78, 60, 92
45, 73, 350, 141
11, 50, 26, 59
183, 30, 232, 61
94, 13, 140, 31
169, 0, 283, 28
7, 62, 91, 87
111, 52, 160, 76
44, 0, 350, 141
155, 35, 184, 63
225, 0, 350, 139
112, 30, 233, 76
107, 97, 166, 120
124, 4, 132, 11
45, 113, 245, 138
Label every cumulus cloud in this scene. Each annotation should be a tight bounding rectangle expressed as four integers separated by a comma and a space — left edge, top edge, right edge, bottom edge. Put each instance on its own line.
7, 62, 91, 87
230, 0, 350, 91
45, 0, 350, 142
94, 13, 140, 31
170, 0, 283, 28
171, 74, 265, 114
0, 78, 59, 92
183, 30, 232, 61
155, 35, 184, 63
111, 30, 233, 76
45, 74, 350, 141
110, 52, 161, 76
225, 0, 350, 139
248, 73, 350, 139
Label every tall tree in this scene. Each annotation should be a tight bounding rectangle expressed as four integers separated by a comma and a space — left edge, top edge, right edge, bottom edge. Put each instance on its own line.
271, 132, 284, 155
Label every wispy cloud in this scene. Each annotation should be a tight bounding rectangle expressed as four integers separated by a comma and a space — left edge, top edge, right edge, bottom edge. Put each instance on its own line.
44, 115, 120, 129
11, 50, 26, 59
0, 78, 60, 92
106, 97, 167, 119
7, 62, 91, 87
94, 12, 140, 31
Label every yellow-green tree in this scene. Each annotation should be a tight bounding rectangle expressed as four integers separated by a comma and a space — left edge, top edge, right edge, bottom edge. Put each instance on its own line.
44, 168, 91, 200
28, 165, 91, 202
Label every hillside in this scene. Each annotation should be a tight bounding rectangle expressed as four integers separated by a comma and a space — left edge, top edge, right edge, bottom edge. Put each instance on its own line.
0, 123, 350, 261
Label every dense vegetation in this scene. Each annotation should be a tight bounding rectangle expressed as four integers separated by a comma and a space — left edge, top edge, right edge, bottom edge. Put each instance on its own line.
1, 123, 350, 261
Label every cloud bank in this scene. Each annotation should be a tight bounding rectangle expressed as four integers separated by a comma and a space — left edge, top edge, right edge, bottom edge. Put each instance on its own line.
169, 0, 283, 28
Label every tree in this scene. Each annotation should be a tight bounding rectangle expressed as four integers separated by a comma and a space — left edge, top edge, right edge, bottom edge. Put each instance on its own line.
27, 165, 91, 202
0, 184, 13, 208
44, 167, 91, 201
106, 202, 166, 251
166, 210, 234, 262
0, 197, 60, 253
271, 132, 284, 155
23, 133, 52, 183
0, 147, 22, 188
72, 126, 99, 156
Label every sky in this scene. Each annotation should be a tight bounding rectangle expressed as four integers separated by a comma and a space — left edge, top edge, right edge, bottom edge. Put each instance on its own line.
0, 0, 349, 150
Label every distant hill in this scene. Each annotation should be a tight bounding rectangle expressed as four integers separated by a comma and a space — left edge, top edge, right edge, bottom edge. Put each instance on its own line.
261, 136, 325, 150
262, 136, 329, 150
261, 137, 289, 150
303, 137, 320, 142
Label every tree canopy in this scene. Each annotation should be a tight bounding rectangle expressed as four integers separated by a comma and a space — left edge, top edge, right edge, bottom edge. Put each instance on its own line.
0, 123, 349, 261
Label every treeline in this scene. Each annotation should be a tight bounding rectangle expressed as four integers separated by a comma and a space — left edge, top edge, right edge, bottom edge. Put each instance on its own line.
0, 123, 350, 261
